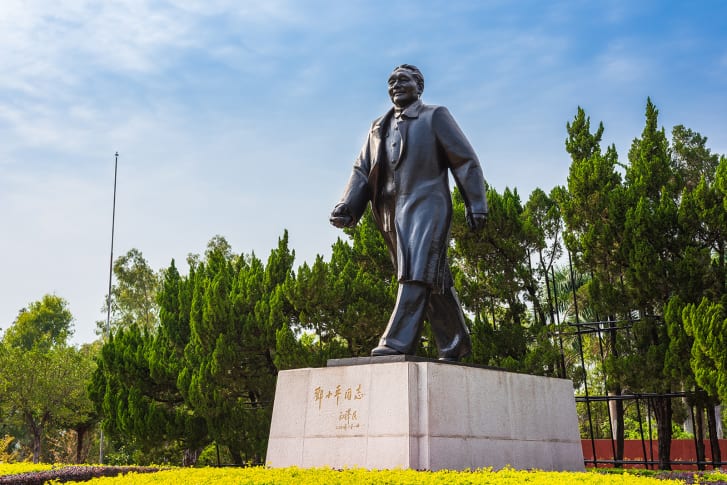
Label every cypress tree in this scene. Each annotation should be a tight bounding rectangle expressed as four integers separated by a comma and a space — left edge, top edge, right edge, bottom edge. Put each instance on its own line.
620, 98, 681, 469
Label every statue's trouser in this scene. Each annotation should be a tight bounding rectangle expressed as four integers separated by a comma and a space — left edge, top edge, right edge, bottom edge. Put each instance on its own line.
379, 282, 472, 359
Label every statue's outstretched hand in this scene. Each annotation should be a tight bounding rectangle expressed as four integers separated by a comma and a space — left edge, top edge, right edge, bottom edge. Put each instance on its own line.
466, 212, 487, 231
330, 203, 354, 228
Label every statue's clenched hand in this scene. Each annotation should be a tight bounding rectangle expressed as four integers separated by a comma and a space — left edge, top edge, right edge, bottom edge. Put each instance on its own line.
330, 203, 355, 228
466, 212, 487, 231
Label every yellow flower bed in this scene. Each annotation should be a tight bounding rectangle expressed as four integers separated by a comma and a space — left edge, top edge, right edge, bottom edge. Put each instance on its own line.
71, 466, 686, 484
0, 462, 54, 475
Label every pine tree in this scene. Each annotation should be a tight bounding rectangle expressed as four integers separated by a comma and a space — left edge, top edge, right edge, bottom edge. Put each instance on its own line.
180, 234, 294, 464
666, 136, 727, 467
620, 98, 681, 469
558, 106, 628, 461
450, 186, 529, 370
90, 260, 209, 465
283, 210, 395, 364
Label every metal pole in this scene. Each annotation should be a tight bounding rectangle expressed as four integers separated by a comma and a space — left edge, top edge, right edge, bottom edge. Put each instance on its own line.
569, 250, 596, 467
106, 151, 118, 339
99, 151, 119, 464
550, 265, 566, 378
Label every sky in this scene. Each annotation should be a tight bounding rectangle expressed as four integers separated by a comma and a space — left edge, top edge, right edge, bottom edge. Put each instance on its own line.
1, 0, 726, 345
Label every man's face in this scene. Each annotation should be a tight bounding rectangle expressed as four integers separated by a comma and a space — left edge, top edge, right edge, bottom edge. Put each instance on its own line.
388, 69, 419, 108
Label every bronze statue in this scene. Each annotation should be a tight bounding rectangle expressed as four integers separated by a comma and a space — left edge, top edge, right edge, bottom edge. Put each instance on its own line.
330, 64, 488, 361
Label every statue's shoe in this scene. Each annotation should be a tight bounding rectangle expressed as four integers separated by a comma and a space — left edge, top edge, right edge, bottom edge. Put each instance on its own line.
370, 345, 402, 357
438, 347, 471, 362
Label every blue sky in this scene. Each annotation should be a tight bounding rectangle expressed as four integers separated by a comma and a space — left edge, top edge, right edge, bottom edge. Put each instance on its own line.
1, 0, 726, 345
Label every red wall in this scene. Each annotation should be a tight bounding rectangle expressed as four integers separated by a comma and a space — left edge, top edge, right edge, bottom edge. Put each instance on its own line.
582, 439, 727, 470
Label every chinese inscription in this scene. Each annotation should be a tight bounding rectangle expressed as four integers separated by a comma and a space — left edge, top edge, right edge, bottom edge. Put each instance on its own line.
313, 383, 366, 431
337, 408, 359, 430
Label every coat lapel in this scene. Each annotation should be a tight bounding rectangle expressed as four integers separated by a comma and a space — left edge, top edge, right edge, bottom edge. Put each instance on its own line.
393, 100, 422, 169
370, 108, 394, 170
367, 109, 394, 208
371, 108, 393, 141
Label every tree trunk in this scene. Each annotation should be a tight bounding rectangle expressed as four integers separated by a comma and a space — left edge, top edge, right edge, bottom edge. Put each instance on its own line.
650, 396, 673, 470
617, 401, 625, 466
694, 400, 706, 470
25, 413, 43, 464
76, 427, 84, 464
229, 446, 243, 465
74, 424, 92, 464
608, 393, 625, 466
182, 447, 202, 467
608, 318, 624, 466
31, 428, 42, 464
707, 399, 722, 468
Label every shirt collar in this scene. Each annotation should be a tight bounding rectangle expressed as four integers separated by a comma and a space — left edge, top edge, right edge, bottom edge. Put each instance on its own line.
394, 98, 422, 119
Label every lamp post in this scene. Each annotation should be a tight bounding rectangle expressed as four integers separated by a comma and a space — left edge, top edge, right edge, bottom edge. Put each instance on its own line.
100, 151, 119, 464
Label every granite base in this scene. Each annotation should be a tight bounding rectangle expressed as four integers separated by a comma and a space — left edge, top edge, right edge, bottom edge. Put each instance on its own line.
265, 357, 584, 471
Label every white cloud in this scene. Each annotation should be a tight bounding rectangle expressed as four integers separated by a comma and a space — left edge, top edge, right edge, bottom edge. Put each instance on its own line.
0, 0, 304, 98
0, 100, 101, 155
592, 39, 653, 85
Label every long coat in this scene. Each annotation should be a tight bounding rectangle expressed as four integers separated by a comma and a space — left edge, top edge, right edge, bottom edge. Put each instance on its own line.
339, 100, 487, 292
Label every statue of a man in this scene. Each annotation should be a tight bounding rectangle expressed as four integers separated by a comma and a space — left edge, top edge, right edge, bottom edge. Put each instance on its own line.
330, 64, 488, 361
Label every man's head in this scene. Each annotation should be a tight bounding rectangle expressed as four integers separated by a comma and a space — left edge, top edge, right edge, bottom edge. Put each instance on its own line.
388, 64, 424, 108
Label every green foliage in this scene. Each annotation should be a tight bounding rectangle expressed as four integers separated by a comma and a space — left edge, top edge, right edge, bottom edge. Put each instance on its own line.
682, 298, 727, 402
450, 186, 531, 368
179, 233, 294, 464
0, 343, 95, 463
91, 257, 209, 465
3, 295, 73, 351
90, 323, 206, 465
0, 295, 95, 464
671, 124, 720, 190
677, 157, 727, 303
626, 98, 678, 202
279, 209, 396, 367
196, 442, 233, 466
522, 187, 564, 324
618, 105, 681, 457
98, 248, 160, 335
664, 296, 693, 388
623, 192, 679, 307
559, 107, 626, 318
559, 100, 727, 468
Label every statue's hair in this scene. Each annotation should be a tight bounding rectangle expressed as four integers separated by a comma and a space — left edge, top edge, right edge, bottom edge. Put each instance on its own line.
391, 64, 424, 94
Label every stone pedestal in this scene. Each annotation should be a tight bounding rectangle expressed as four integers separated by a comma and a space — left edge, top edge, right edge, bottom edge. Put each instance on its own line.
265, 356, 584, 471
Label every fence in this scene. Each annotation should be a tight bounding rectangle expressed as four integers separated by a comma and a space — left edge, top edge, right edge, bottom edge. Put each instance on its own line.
581, 439, 727, 470
543, 253, 725, 470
